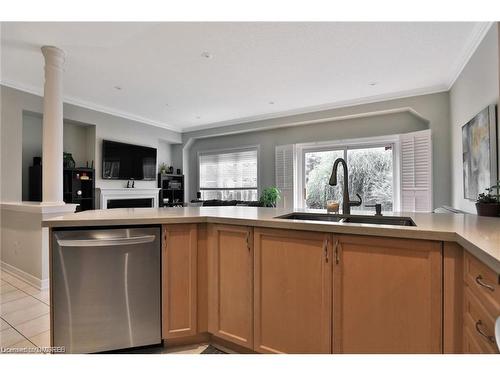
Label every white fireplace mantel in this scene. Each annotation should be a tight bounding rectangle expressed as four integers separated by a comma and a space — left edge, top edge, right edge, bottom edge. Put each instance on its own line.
96, 188, 161, 209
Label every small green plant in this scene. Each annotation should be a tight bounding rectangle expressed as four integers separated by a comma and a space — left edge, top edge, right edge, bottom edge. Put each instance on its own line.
260, 186, 281, 207
159, 163, 168, 174
476, 180, 500, 203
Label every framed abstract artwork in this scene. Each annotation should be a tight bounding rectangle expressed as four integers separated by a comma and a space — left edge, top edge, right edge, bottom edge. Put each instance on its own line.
462, 104, 498, 200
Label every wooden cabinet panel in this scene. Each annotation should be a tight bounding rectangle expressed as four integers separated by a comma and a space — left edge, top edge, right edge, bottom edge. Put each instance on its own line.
462, 252, 500, 354
254, 228, 332, 354
464, 326, 490, 354
208, 224, 253, 349
464, 252, 500, 317
443, 242, 463, 353
333, 235, 442, 353
463, 286, 499, 353
197, 224, 209, 333
162, 224, 197, 339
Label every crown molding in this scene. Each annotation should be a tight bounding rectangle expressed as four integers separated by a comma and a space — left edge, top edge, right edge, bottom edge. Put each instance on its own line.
189, 107, 430, 140
0, 79, 181, 134
3, 78, 444, 135
182, 84, 446, 134
446, 22, 494, 90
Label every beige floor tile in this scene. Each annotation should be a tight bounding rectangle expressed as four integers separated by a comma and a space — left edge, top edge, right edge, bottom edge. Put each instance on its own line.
14, 314, 50, 338
0, 272, 18, 283
31, 290, 50, 304
17, 284, 41, 296
0, 327, 26, 347
1, 319, 11, 332
29, 330, 50, 348
0, 295, 41, 316
0, 290, 29, 304
0, 283, 17, 295
1, 301, 50, 326
1, 274, 33, 291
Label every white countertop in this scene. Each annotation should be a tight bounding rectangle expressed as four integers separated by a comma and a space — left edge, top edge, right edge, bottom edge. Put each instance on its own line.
42, 207, 500, 274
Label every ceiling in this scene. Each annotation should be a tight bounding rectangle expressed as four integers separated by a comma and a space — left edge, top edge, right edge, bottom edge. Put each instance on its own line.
0, 22, 491, 133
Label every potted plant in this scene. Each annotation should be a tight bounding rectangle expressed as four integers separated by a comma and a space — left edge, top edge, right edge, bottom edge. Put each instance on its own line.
159, 163, 167, 175
259, 186, 281, 207
476, 181, 500, 217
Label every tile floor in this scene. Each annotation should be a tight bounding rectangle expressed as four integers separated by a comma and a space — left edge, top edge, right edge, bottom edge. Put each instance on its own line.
0, 272, 50, 353
0, 271, 227, 354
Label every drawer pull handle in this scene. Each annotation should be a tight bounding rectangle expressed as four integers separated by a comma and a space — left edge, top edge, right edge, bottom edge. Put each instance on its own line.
475, 275, 495, 292
475, 320, 496, 344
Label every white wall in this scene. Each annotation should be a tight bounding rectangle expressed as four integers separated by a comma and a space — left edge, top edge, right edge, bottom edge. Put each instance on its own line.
158, 139, 173, 169
63, 120, 95, 168
450, 24, 499, 213
1, 209, 45, 282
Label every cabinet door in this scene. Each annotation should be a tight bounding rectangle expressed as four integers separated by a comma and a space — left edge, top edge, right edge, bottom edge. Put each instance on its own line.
333, 235, 442, 353
208, 224, 253, 349
162, 224, 197, 339
254, 228, 332, 353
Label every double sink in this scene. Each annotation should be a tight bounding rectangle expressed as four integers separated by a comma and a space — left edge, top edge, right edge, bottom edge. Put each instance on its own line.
276, 212, 416, 227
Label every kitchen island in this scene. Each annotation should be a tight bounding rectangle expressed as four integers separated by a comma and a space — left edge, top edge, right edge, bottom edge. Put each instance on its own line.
43, 207, 500, 354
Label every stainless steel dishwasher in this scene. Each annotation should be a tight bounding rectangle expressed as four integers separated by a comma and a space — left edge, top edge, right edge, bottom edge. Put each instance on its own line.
52, 226, 161, 353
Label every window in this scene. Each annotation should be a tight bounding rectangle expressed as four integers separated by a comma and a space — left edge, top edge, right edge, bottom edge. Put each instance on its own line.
198, 147, 258, 201
302, 142, 395, 211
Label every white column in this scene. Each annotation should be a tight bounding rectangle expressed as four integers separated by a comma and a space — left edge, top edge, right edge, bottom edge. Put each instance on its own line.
41, 46, 65, 204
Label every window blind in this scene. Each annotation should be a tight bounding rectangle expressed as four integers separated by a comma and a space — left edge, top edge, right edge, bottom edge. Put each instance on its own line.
199, 148, 258, 190
400, 130, 433, 212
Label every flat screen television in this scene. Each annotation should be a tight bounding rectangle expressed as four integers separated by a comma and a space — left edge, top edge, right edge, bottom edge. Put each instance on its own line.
102, 140, 157, 180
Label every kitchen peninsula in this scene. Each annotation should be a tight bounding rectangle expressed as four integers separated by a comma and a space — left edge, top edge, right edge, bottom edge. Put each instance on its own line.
43, 207, 500, 354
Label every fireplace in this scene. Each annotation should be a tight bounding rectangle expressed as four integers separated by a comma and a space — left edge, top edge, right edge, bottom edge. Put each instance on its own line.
106, 198, 154, 209
96, 188, 161, 209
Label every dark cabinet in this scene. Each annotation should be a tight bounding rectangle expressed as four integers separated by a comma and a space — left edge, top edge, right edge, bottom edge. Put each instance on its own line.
158, 173, 184, 207
29, 166, 95, 211
63, 168, 95, 211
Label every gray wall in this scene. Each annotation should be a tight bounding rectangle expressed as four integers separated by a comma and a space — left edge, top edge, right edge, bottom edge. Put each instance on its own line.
21, 112, 97, 200
450, 24, 499, 213
63, 120, 96, 168
21, 113, 43, 200
1, 85, 182, 202
183, 91, 451, 209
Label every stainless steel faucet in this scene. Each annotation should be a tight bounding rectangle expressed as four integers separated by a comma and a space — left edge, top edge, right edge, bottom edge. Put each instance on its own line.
328, 157, 362, 215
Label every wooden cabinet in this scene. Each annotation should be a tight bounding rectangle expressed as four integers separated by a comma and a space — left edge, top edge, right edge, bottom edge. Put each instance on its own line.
463, 252, 500, 353
443, 242, 464, 353
253, 228, 332, 353
160, 221, 500, 354
333, 235, 442, 353
208, 224, 254, 349
162, 224, 197, 339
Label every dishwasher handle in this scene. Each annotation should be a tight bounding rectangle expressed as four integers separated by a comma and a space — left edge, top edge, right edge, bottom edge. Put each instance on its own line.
56, 235, 156, 247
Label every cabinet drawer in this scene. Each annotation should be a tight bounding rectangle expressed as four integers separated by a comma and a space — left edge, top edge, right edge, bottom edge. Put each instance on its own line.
464, 252, 500, 317
463, 286, 499, 353
463, 326, 496, 354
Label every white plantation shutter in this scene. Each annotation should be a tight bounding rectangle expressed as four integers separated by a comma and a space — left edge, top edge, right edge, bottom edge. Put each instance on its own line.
275, 145, 295, 210
400, 130, 433, 212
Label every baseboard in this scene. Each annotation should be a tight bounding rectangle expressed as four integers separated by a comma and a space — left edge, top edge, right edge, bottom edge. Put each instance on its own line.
0, 261, 48, 291
163, 332, 210, 348
163, 333, 255, 354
